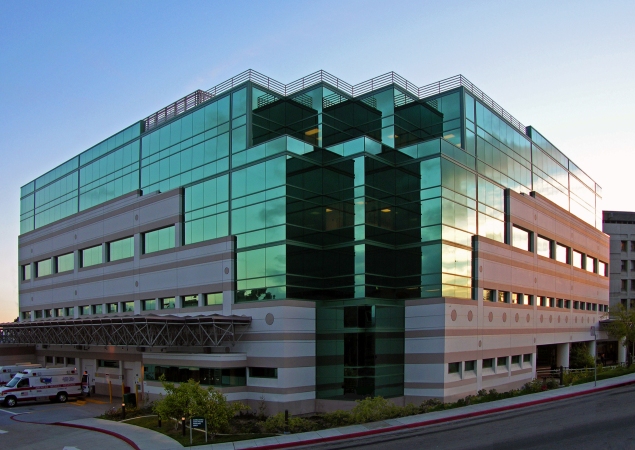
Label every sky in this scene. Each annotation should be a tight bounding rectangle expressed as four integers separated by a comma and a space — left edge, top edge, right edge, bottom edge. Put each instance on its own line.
0, 0, 633, 322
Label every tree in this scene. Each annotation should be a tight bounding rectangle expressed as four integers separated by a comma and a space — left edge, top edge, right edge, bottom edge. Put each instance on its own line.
569, 343, 595, 369
152, 376, 247, 438
604, 304, 635, 366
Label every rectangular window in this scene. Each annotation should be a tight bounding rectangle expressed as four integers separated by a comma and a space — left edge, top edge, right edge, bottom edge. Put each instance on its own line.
621, 241, 628, 252
108, 236, 134, 261
64, 307, 73, 316
511, 293, 519, 304
143, 226, 175, 254
22, 264, 31, 281
511, 355, 521, 365
55, 356, 64, 365
512, 226, 530, 251
34, 310, 43, 319
22, 311, 32, 320
448, 362, 461, 374
122, 301, 134, 312
498, 291, 508, 303
632, 280, 635, 291
538, 296, 546, 307
205, 293, 223, 306
182, 295, 198, 308
523, 354, 531, 363
249, 367, 278, 378
36, 259, 52, 277
555, 243, 569, 264
525, 295, 534, 306
67, 357, 75, 365
54, 308, 63, 317
107, 303, 118, 313
160, 297, 175, 309
557, 299, 564, 308
80, 305, 90, 315
45, 356, 53, 364
565, 300, 571, 309
598, 261, 607, 276
622, 280, 628, 292
497, 356, 508, 367
97, 360, 120, 368
92, 304, 103, 314
141, 299, 156, 311
572, 251, 583, 269
632, 242, 635, 252
465, 360, 476, 372
580, 302, 586, 310
631, 261, 635, 272
482, 358, 494, 369
585, 256, 596, 273
483, 289, 493, 302
592, 303, 597, 311
56, 253, 74, 273
537, 236, 552, 258
574, 301, 580, 310
622, 260, 628, 272
81, 245, 102, 268
44, 309, 52, 318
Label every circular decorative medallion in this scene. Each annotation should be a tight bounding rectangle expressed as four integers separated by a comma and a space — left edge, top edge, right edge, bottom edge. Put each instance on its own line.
515, 313, 519, 323
566, 316, 569, 323
135, 281, 139, 287
502, 313, 507, 322
468, 310, 473, 322
451, 310, 458, 321
224, 267, 229, 274
526, 314, 530, 323
488, 312, 493, 322
265, 313, 274, 325
549, 315, 553, 323
478, 340, 482, 347
540, 315, 544, 323
135, 214, 139, 221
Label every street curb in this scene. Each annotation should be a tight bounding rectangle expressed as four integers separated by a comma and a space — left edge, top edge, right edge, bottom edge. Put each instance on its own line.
53, 422, 141, 450
249, 378, 635, 450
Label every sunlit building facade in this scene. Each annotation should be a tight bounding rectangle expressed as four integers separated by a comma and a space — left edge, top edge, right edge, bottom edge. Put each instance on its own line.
14, 71, 609, 412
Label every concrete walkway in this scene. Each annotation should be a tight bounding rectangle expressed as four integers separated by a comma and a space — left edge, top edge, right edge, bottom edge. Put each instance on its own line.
64, 372, 635, 450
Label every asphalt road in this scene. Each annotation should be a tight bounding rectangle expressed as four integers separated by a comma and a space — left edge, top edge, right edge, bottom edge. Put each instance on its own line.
0, 396, 132, 450
302, 384, 635, 450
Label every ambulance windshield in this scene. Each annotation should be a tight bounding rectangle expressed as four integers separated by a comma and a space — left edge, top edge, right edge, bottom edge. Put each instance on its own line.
6, 376, 20, 387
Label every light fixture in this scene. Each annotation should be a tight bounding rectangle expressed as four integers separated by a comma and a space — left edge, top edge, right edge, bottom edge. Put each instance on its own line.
443, 134, 455, 139
325, 208, 333, 212
381, 208, 391, 213
305, 128, 319, 136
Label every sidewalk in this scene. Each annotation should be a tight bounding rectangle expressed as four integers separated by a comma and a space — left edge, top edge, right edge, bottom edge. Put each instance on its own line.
62, 372, 635, 450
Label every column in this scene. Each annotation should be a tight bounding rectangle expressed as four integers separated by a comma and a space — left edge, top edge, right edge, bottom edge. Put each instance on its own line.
222, 291, 233, 316
588, 340, 597, 362
198, 293, 205, 308
556, 342, 570, 367
618, 338, 627, 364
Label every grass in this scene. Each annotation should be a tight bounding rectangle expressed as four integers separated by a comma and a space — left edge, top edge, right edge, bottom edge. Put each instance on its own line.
123, 415, 275, 446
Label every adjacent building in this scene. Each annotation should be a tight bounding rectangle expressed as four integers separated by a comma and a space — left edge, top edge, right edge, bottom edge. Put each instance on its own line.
603, 211, 635, 311
6, 70, 610, 413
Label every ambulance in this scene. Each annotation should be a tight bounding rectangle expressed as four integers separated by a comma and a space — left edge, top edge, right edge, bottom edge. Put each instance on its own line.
0, 367, 82, 407
0, 363, 42, 386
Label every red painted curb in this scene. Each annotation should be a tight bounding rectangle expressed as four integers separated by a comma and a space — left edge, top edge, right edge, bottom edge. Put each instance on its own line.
53, 422, 141, 450
251, 379, 635, 450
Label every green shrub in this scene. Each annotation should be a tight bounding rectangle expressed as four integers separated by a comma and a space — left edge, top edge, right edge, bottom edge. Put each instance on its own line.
350, 397, 402, 423
263, 412, 318, 433
321, 410, 353, 427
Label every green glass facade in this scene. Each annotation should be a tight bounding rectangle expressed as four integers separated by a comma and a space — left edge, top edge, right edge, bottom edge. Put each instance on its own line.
20, 71, 602, 400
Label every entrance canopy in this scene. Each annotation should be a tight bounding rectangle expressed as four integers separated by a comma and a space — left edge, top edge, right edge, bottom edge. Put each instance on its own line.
0, 314, 251, 348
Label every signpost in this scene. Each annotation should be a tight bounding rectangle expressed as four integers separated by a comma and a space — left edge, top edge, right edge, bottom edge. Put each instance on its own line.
190, 417, 207, 444
591, 326, 597, 386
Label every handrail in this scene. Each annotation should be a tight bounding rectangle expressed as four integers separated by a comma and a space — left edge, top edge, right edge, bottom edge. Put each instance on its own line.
143, 70, 528, 135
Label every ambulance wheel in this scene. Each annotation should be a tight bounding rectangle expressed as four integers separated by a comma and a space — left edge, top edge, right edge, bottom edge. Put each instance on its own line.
57, 392, 68, 403
5, 396, 17, 407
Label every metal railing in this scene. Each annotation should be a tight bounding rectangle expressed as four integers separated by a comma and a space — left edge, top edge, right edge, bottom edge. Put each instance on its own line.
143, 70, 528, 135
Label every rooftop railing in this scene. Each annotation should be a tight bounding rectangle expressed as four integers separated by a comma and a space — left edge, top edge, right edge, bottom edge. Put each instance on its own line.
143, 70, 527, 135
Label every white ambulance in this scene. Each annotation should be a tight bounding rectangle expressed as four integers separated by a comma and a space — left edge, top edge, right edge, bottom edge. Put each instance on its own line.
0, 363, 42, 386
0, 367, 82, 407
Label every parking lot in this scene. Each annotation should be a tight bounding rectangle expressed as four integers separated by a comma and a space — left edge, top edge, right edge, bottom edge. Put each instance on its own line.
0, 396, 133, 449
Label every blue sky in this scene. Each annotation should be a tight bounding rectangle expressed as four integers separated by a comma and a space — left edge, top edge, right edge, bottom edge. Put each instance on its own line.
1, 0, 633, 321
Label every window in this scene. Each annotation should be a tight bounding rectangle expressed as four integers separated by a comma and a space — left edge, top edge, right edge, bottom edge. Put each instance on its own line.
144, 365, 246, 386
622, 280, 628, 292
249, 367, 278, 378
537, 236, 552, 258
632, 242, 635, 252
80, 305, 90, 315
107, 303, 118, 313
141, 299, 156, 311
143, 226, 175, 254
574, 301, 580, 310
622, 261, 628, 272
45, 356, 53, 364
55, 356, 64, 365
511, 293, 519, 304
631, 261, 635, 272
512, 226, 530, 251
465, 360, 476, 372
161, 297, 175, 309
622, 299, 628, 308
585, 256, 596, 273
108, 236, 134, 261
205, 293, 223, 306
22, 264, 31, 281
482, 358, 494, 369
22, 311, 31, 320
36, 259, 52, 277
565, 300, 571, 309
34, 310, 43, 319
511, 355, 520, 365
498, 291, 508, 303
81, 245, 102, 268
557, 299, 564, 308
523, 354, 531, 363
448, 362, 460, 374
539, 296, 547, 307
598, 261, 607, 276
572, 251, 583, 269
67, 357, 75, 365
122, 301, 134, 312
182, 295, 198, 308
580, 302, 586, 310
43, 309, 52, 318
64, 307, 74, 316
622, 241, 628, 252
525, 295, 534, 306
56, 253, 74, 273
592, 303, 597, 311
54, 308, 63, 317
483, 289, 493, 302
92, 304, 103, 314
97, 360, 120, 368
497, 356, 508, 368
555, 243, 569, 264
632, 280, 635, 291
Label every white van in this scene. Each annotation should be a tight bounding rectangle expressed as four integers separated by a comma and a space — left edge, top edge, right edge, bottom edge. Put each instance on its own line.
0, 367, 82, 407
0, 364, 42, 386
